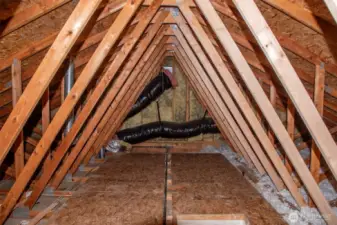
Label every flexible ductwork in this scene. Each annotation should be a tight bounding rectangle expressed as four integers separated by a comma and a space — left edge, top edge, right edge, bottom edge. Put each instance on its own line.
116, 118, 219, 144
126, 71, 174, 119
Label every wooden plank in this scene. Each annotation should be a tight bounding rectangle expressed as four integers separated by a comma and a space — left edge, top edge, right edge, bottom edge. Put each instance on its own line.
81, 47, 168, 166
309, 63, 325, 206
322, 0, 337, 25
22, 0, 146, 208
232, 0, 337, 184
37, 10, 166, 197
48, 0, 163, 190
195, 0, 337, 222
11, 59, 24, 178
0, 1, 105, 223
268, 84, 276, 145
174, 11, 299, 194
180, 2, 309, 204
285, 99, 295, 173
185, 83, 190, 121
27, 201, 59, 225
69, 36, 169, 175
0, 0, 104, 167
174, 50, 248, 160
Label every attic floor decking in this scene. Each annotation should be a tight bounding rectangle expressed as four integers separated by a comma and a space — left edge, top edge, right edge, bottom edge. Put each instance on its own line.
46, 153, 285, 225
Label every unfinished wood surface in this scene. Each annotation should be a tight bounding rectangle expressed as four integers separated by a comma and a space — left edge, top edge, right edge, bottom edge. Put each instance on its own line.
0, 0, 103, 168
11, 58, 24, 178
47, 153, 165, 225
310, 63, 325, 206
285, 99, 295, 173
24, 0, 147, 207
173, 46, 253, 166
174, 49, 248, 163
48, 10, 167, 191
174, 13, 293, 195
74, 38, 168, 169
322, 0, 337, 24
171, 154, 286, 225
232, 0, 337, 187
193, 1, 337, 220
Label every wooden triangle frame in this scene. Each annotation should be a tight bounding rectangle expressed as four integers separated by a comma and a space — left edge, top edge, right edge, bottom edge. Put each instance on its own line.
1, 0, 337, 224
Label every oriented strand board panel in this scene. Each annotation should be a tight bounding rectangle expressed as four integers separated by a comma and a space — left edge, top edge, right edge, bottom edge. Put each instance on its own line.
171, 154, 286, 225
47, 153, 165, 225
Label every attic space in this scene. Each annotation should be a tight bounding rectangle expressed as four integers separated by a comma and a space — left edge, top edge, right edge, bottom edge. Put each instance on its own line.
2, 0, 337, 224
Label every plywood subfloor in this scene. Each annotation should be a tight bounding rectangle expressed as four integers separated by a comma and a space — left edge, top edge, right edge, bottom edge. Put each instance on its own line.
171, 154, 287, 225
47, 153, 285, 225
47, 153, 165, 225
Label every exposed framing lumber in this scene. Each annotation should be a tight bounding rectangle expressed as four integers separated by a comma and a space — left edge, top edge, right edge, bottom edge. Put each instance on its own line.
175, 8, 308, 201
268, 84, 276, 145
185, 83, 190, 121
0, 0, 139, 222
309, 63, 325, 206
27, 10, 168, 202
11, 59, 24, 178
69, 37, 169, 175
285, 99, 295, 173
80, 47, 168, 167
322, 0, 337, 25
172, 35, 256, 169
232, 0, 337, 184
194, 0, 336, 222
0, 0, 104, 168
173, 47, 249, 161
47, 2, 163, 189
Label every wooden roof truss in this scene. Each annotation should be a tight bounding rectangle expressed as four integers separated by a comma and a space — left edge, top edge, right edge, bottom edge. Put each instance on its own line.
1, 0, 337, 224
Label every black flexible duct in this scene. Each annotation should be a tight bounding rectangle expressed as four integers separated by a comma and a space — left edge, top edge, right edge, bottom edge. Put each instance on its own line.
117, 118, 219, 144
126, 71, 172, 119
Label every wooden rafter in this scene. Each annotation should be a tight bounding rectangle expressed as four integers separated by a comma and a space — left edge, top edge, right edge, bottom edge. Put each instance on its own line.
194, 0, 336, 222
71, 37, 170, 172
177, 3, 306, 206
0, 0, 104, 169
29, 9, 168, 202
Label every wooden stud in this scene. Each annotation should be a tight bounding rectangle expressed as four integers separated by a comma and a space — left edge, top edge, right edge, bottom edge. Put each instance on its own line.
195, 0, 336, 221
309, 63, 325, 206
285, 99, 295, 173
185, 83, 190, 121
11, 59, 24, 178
0, 0, 104, 168
268, 84, 276, 145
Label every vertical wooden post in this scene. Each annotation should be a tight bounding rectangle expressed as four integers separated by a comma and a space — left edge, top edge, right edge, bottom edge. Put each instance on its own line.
309, 62, 325, 206
285, 98, 295, 173
186, 83, 190, 121
268, 84, 276, 145
11, 59, 24, 178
